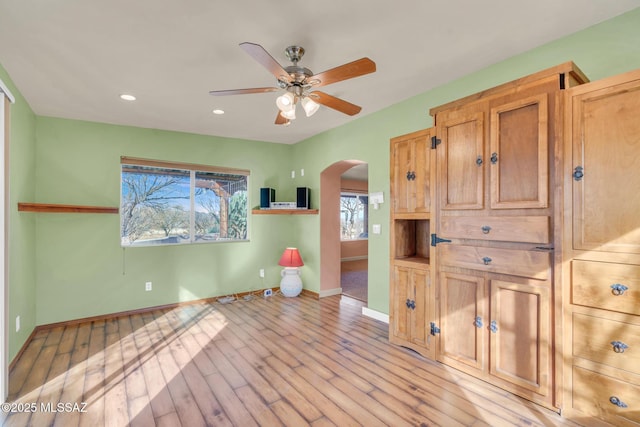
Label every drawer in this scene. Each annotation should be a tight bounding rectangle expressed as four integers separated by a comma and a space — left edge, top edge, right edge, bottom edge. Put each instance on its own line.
573, 312, 640, 375
439, 244, 549, 279
572, 260, 640, 316
440, 216, 549, 244
572, 365, 640, 426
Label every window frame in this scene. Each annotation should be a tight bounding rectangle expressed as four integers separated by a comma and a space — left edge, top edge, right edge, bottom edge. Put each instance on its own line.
120, 156, 250, 247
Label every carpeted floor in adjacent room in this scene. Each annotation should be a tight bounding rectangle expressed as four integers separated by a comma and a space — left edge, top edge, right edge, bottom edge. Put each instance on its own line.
341, 259, 368, 302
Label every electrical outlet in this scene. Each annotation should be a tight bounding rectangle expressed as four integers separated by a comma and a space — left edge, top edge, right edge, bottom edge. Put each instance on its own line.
259, 269, 265, 278
145, 282, 152, 291
264, 289, 273, 297
16, 315, 20, 332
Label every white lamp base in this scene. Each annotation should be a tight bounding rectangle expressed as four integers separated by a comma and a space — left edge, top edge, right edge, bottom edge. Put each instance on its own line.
280, 267, 302, 297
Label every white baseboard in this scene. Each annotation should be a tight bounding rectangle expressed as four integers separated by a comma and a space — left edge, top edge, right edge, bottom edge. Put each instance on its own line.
319, 287, 343, 298
340, 256, 368, 262
362, 307, 389, 323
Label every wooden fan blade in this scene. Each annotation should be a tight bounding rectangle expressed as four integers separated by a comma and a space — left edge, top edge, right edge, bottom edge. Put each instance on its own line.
209, 87, 279, 96
239, 42, 292, 83
308, 58, 376, 88
310, 91, 362, 116
275, 111, 289, 125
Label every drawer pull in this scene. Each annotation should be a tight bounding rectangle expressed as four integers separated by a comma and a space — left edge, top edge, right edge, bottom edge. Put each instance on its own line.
609, 396, 628, 408
610, 284, 629, 296
474, 316, 483, 328
490, 320, 498, 333
481, 225, 491, 234
611, 341, 629, 353
482, 256, 492, 265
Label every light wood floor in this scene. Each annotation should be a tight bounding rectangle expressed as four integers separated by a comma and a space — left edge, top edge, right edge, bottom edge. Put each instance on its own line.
2, 294, 585, 427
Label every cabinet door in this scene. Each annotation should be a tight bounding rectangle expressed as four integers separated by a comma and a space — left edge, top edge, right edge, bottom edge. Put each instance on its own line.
570, 77, 640, 254
412, 135, 431, 214
391, 131, 431, 215
489, 280, 550, 396
390, 266, 432, 356
437, 112, 484, 210
411, 268, 430, 349
437, 271, 486, 375
390, 265, 412, 342
391, 139, 413, 215
490, 94, 548, 209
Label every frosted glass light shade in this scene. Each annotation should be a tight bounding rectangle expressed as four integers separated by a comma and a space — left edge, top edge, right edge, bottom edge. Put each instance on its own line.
281, 106, 296, 120
276, 92, 295, 112
301, 96, 320, 117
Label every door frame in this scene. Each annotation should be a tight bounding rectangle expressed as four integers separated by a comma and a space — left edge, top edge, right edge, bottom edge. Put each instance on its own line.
0, 78, 15, 403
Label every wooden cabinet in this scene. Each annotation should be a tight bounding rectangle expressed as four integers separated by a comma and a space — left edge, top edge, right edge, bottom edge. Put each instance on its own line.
391, 129, 432, 217
489, 279, 550, 397
437, 271, 486, 374
436, 111, 484, 210
563, 68, 640, 426
390, 265, 433, 357
489, 94, 549, 209
436, 268, 552, 402
429, 62, 587, 410
389, 128, 436, 360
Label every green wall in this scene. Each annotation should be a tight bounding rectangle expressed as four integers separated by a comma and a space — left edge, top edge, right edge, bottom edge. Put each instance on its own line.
0, 64, 37, 363
3, 7, 640, 361
33, 118, 298, 325
292, 7, 640, 315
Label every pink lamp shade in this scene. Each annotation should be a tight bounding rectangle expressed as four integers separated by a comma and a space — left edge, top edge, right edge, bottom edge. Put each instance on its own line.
278, 247, 304, 267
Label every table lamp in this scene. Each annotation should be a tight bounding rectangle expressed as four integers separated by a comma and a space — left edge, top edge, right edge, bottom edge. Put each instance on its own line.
278, 247, 304, 297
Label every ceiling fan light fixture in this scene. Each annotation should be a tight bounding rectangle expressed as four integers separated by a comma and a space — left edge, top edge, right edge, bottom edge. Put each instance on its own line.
301, 96, 320, 117
281, 106, 296, 120
276, 92, 295, 112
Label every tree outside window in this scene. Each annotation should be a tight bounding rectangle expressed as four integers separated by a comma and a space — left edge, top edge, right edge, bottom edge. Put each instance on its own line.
340, 193, 368, 240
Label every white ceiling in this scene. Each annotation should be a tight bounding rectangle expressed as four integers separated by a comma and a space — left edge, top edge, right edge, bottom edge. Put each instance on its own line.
1, 1, 638, 145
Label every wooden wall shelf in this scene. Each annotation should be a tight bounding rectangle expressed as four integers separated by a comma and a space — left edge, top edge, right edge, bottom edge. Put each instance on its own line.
252, 209, 318, 215
18, 203, 119, 214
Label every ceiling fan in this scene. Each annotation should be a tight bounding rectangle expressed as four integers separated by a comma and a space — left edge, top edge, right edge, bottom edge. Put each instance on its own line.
209, 42, 376, 125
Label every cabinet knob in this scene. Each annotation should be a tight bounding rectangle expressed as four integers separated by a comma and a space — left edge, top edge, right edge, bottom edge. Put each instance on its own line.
490, 320, 498, 333
474, 316, 483, 328
611, 341, 629, 353
573, 166, 584, 181
490, 152, 498, 164
482, 256, 492, 265
609, 396, 628, 408
481, 225, 491, 234
476, 156, 483, 166
611, 284, 629, 296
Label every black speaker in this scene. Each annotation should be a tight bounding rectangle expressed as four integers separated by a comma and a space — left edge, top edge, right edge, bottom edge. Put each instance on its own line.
296, 187, 310, 209
260, 188, 275, 208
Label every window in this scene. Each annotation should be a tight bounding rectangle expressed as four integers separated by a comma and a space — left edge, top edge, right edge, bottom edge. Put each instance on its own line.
340, 192, 368, 240
120, 157, 249, 246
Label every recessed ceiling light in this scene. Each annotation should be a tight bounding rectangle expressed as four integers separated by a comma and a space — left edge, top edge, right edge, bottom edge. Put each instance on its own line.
120, 94, 136, 101
212, 109, 225, 115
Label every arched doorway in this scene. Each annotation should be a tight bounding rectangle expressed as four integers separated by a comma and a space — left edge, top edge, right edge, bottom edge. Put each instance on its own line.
319, 160, 368, 299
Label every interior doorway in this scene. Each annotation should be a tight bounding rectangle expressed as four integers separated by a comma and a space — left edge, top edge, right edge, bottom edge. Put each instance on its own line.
339, 164, 368, 302
319, 160, 368, 301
